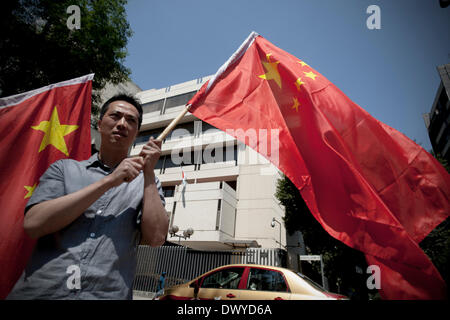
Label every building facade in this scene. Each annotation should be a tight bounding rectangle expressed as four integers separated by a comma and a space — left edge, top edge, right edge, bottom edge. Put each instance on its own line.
424, 63, 450, 163
132, 76, 287, 250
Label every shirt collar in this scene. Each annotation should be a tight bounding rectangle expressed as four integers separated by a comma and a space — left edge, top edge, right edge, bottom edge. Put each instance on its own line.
85, 153, 113, 172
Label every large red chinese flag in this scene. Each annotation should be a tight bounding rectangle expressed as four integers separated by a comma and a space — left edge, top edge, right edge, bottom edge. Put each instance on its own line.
188, 32, 449, 299
0, 74, 93, 299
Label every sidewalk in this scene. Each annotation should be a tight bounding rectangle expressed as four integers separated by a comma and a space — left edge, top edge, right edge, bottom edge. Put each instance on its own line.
132, 290, 156, 300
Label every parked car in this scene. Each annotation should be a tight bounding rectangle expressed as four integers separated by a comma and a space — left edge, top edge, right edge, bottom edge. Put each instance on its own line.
159, 264, 348, 300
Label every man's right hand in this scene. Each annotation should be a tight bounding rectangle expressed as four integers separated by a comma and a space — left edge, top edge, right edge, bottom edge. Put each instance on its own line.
108, 157, 145, 187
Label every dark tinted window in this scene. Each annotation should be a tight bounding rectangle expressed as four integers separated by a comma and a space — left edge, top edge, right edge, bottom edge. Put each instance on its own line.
163, 154, 179, 169
162, 186, 175, 198
165, 91, 196, 109
135, 128, 163, 144
246, 268, 288, 292
201, 145, 238, 164
201, 121, 220, 134
155, 156, 164, 171
142, 99, 165, 114
201, 267, 244, 289
169, 122, 195, 140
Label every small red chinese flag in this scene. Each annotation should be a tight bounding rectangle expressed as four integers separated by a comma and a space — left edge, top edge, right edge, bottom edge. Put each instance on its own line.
0, 74, 93, 299
188, 32, 449, 299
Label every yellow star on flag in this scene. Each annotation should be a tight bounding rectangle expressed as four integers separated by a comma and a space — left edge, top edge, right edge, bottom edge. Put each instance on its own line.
31, 106, 79, 156
298, 60, 309, 67
304, 71, 318, 80
258, 53, 282, 89
24, 183, 37, 199
291, 97, 300, 112
295, 78, 305, 91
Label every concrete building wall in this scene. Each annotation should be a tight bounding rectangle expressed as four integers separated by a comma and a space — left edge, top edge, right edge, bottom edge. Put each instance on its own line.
235, 147, 285, 248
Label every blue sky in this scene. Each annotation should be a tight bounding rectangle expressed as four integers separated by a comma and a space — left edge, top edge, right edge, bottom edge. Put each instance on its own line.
124, 0, 450, 151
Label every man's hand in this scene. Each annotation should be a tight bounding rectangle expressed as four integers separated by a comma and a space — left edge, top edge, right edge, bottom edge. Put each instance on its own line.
139, 137, 162, 179
109, 157, 144, 187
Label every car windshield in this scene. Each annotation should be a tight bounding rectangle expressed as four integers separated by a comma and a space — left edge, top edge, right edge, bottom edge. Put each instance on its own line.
295, 272, 326, 292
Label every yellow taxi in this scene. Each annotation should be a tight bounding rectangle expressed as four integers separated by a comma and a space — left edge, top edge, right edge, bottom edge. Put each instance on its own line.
159, 264, 348, 300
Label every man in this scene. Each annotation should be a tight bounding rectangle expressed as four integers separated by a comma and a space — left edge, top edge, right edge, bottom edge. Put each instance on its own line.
7, 94, 169, 299
154, 271, 166, 299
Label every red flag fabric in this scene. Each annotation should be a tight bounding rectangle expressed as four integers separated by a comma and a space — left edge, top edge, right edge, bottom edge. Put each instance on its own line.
0, 74, 93, 299
188, 32, 449, 299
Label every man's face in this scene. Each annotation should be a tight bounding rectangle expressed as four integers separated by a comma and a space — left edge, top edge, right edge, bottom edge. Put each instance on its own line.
98, 100, 140, 150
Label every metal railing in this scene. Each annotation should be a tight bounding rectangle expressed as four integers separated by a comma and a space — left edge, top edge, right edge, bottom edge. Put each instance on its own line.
132, 246, 285, 293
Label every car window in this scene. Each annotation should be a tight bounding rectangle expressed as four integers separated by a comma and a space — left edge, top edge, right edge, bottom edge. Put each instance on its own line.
295, 272, 325, 292
201, 267, 244, 289
246, 268, 288, 292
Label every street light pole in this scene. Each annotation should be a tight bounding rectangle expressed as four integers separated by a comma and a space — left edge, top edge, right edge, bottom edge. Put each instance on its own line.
168, 225, 194, 245
271, 217, 282, 250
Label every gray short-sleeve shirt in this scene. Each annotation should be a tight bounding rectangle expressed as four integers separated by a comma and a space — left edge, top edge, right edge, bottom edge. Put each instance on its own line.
7, 153, 165, 300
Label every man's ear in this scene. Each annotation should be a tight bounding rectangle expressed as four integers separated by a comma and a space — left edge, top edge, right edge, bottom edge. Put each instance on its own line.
97, 119, 103, 133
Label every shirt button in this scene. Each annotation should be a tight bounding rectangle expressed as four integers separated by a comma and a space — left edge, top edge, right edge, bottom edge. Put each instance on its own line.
90, 233, 95, 238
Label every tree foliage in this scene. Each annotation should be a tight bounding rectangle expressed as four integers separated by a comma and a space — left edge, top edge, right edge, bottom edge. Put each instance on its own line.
430, 151, 450, 172
0, 0, 132, 114
419, 151, 450, 297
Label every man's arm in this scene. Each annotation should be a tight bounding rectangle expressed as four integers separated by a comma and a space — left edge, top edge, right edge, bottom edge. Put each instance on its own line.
139, 138, 169, 246
141, 174, 169, 246
24, 157, 145, 239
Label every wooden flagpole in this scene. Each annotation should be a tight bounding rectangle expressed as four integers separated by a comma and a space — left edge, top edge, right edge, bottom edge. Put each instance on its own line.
156, 104, 191, 141
129, 104, 191, 160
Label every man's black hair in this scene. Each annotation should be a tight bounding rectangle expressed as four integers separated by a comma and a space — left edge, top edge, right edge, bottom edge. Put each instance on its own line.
99, 93, 143, 129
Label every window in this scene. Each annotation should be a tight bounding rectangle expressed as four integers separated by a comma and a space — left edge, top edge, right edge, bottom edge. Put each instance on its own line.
194, 121, 202, 137
135, 128, 164, 144
142, 99, 165, 114
201, 145, 238, 164
162, 186, 175, 198
162, 154, 179, 170
169, 122, 195, 140
438, 88, 448, 112
167, 149, 195, 167
201, 267, 244, 289
216, 199, 222, 231
154, 156, 165, 173
246, 268, 288, 292
200, 121, 220, 134
224, 180, 237, 191
165, 91, 196, 110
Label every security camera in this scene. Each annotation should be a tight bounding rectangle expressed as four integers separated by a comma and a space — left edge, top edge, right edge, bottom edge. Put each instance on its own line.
271, 217, 276, 228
